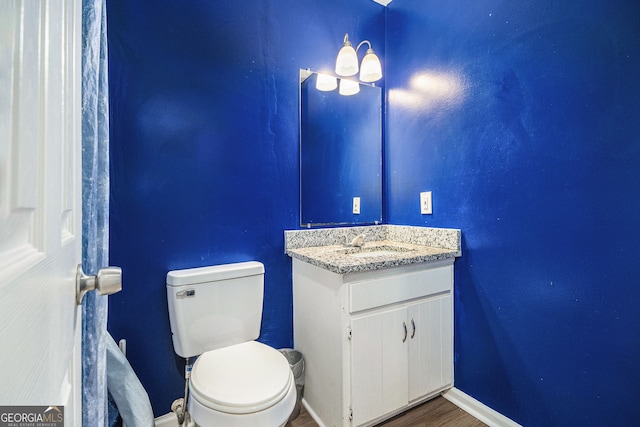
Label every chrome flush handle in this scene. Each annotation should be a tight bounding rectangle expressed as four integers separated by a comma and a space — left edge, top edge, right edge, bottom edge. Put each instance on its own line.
176, 289, 195, 299
76, 264, 122, 305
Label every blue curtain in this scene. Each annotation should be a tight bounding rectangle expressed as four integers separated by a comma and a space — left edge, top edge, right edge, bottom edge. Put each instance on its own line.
81, 0, 110, 425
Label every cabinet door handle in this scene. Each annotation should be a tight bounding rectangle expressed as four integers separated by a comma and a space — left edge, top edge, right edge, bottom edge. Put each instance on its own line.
411, 318, 416, 339
402, 321, 408, 342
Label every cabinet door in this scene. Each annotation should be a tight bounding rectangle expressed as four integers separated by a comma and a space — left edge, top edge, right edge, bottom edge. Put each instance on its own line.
351, 307, 408, 426
407, 293, 453, 401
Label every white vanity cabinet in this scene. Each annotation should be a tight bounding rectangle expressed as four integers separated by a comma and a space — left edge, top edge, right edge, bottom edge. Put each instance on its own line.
292, 258, 454, 427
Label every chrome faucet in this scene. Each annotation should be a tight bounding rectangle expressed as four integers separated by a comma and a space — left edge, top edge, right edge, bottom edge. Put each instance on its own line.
348, 234, 366, 247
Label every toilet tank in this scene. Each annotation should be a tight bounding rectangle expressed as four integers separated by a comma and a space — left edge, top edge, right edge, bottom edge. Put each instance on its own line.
166, 261, 265, 358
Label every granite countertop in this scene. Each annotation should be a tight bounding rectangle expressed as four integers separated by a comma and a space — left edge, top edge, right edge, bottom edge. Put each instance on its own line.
285, 225, 462, 275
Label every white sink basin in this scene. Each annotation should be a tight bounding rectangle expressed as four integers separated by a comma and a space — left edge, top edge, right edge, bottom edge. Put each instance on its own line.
349, 250, 403, 258
336, 244, 414, 259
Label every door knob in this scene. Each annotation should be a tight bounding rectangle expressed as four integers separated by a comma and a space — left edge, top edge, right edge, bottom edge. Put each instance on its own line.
76, 264, 122, 305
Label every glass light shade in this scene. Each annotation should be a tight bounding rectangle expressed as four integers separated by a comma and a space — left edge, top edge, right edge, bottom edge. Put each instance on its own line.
315, 73, 337, 91
339, 79, 360, 96
359, 49, 382, 82
335, 44, 359, 77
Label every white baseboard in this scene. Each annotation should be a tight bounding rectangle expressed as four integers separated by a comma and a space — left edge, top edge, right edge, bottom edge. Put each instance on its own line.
443, 388, 521, 427
302, 390, 520, 427
300, 399, 326, 427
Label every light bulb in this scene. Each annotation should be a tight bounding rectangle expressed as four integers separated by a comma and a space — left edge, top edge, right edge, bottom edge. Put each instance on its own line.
359, 48, 382, 82
335, 34, 359, 76
339, 79, 360, 96
316, 73, 338, 91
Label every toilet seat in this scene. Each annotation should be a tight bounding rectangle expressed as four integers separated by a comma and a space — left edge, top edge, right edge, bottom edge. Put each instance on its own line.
190, 341, 293, 414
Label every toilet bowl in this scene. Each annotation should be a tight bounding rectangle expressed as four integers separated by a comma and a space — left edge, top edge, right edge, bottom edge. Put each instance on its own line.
166, 262, 296, 426
188, 341, 297, 427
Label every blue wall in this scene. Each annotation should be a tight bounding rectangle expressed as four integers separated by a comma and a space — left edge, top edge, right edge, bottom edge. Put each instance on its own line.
106, 0, 384, 416
108, 0, 640, 424
386, 0, 640, 425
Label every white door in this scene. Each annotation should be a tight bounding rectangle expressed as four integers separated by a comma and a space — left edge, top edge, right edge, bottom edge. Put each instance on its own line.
350, 307, 408, 426
0, 0, 83, 425
407, 294, 454, 402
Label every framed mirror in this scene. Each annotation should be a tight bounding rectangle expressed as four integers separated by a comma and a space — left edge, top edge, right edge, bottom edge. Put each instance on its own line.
299, 69, 382, 227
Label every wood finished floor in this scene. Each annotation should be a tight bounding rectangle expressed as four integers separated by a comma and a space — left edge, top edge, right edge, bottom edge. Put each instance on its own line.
287, 396, 487, 427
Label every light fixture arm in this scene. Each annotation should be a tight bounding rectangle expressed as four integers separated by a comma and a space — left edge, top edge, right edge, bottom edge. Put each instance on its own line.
355, 40, 372, 54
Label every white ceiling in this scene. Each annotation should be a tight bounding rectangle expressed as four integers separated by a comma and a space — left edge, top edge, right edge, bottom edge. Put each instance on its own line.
372, 0, 392, 6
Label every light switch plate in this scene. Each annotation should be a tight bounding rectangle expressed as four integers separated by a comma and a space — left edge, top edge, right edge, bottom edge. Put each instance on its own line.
353, 197, 361, 214
420, 191, 432, 214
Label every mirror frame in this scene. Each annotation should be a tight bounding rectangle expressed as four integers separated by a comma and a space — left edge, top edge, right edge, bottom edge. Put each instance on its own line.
299, 69, 383, 228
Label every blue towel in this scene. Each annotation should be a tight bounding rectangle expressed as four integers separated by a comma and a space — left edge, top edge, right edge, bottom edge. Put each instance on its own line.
105, 333, 155, 427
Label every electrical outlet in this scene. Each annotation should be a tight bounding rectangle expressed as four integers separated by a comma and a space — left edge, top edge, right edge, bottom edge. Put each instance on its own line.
353, 197, 361, 214
420, 191, 432, 214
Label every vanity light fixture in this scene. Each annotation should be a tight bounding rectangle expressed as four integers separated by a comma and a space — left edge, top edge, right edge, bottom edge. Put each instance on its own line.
335, 33, 382, 83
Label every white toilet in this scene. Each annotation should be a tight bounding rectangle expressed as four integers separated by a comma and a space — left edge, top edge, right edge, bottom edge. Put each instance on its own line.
166, 261, 296, 427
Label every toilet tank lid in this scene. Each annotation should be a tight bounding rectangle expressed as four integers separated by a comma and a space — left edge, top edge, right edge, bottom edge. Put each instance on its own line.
166, 261, 264, 287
